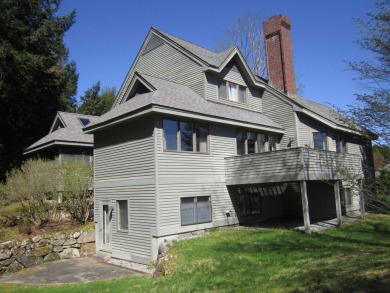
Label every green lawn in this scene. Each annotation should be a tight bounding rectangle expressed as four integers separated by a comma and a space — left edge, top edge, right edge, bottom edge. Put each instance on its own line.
1, 214, 389, 293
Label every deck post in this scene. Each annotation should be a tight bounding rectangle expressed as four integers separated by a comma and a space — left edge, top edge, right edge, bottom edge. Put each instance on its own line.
359, 179, 366, 219
300, 180, 311, 234
334, 181, 343, 226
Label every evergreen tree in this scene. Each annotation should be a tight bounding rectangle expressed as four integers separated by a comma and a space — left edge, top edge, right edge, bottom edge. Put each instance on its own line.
77, 81, 116, 116
0, 0, 78, 180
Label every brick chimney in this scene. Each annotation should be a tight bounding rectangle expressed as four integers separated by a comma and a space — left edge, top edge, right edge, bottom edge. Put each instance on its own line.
263, 14, 296, 95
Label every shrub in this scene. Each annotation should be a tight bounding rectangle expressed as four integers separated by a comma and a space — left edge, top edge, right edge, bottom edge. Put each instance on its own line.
0, 202, 25, 226
5, 158, 59, 226
59, 158, 94, 224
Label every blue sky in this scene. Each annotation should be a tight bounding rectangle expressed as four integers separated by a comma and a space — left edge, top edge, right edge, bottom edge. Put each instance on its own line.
58, 0, 376, 109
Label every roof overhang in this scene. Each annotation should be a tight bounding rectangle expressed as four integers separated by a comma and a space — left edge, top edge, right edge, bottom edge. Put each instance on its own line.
23, 141, 93, 155
84, 104, 284, 135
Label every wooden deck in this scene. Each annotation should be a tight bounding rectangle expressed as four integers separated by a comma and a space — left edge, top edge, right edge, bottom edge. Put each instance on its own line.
225, 147, 363, 185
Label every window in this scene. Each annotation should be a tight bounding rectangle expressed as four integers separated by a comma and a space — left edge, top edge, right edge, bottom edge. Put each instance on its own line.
78, 118, 91, 126
238, 188, 262, 216
335, 133, 347, 153
218, 80, 246, 103
163, 119, 208, 153
313, 132, 327, 150
117, 200, 128, 231
236, 130, 277, 155
181, 197, 212, 225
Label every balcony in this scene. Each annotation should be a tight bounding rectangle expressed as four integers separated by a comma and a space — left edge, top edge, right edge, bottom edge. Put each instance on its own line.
225, 147, 363, 186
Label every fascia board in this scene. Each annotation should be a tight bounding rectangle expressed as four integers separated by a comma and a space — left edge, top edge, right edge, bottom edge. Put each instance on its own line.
120, 73, 157, 104
23, 141, 93, 155
49, 113, 66, 134
300, 109, 361, 134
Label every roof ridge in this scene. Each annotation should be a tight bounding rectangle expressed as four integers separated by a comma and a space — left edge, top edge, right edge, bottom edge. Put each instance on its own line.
58, 111, 99, 118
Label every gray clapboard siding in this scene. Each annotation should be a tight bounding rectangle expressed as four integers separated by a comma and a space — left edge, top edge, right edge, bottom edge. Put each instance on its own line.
262, 89, 296, 149
136, 41, 204, 97
205, 69, 263, 113
295, 112, 337, 151
94, 117, 156, 263
155, 118, 237, 233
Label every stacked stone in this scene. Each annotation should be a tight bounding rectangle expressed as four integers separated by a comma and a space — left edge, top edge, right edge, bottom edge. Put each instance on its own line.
0, 229, 95, 275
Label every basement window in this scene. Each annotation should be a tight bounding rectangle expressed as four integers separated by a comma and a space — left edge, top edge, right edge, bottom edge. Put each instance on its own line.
238, 188, 262, 216
181, 196, 212, 225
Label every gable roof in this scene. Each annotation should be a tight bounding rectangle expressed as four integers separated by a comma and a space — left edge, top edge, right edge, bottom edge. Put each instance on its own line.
24, 112, 99, 155
85, 73, 283, 134
114, 28, 266, 106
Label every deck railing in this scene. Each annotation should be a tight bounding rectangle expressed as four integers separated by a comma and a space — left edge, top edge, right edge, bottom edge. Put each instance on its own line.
225, 147, 363, 185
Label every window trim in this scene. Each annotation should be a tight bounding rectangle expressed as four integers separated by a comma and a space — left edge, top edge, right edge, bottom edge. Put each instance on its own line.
163, 118, 209, 154
218, 79, 247, 104
116, 200, 129, 232
180, 196, 212, 226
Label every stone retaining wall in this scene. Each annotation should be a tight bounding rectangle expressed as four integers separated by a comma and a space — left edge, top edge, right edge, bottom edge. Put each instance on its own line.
0, 229, 95, 275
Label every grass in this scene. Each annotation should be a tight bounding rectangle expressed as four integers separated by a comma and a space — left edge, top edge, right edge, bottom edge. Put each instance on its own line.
1, 214, 389, 292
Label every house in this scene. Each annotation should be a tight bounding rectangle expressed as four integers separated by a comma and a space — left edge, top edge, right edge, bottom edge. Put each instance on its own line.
24, 111, 98, 163
83, 14, 374, 265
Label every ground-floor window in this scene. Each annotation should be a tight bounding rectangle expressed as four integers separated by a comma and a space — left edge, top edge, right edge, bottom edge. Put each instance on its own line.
181, 196, 212, 225
117, 200, 128, 231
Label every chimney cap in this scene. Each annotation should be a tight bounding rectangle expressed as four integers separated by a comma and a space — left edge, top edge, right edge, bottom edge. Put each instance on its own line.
263, 14, 291, 36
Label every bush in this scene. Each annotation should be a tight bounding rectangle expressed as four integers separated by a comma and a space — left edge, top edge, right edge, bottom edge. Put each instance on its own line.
5, 158, 59, 226
0, 202, 25, 226
366, 168, 390, 214
4, 157, 94, 226
59, 158, 94, 224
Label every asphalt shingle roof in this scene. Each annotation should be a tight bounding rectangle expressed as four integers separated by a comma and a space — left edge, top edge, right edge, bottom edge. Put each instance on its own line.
25, 112, 99, 153
157, 30, 235, 67
85, 74, 283, 132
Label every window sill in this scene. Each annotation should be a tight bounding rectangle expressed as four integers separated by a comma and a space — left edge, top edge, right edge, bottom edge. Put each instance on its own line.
117, 229, 129, 233
181, 220, 212, 226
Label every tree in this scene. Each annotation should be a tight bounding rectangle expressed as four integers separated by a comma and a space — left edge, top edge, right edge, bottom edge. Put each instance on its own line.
217, 14, 305, 95
0, 0, 78, 181
77, 81, 116, 116
217, 14, 266, 77
345, 0, 390, 146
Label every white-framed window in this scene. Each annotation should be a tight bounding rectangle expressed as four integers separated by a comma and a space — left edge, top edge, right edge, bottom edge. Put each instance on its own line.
313, 132, 327, 150
117, 200, 128, 232
236, 130, 277, 155
218, 79, 246, 103
163, 118, 209, 153
180, 196, 212, 225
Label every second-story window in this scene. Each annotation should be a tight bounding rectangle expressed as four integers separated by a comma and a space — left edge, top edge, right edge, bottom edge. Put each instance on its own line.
335, 133, 347, 153
236, 130, 277, 155
218, 79, 246, 103
163, 118, 209, 153
313, 132, 327, 150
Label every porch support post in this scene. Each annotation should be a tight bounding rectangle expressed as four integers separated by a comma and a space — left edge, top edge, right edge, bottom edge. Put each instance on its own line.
300, 180, 311, 234
334, 181, 343, 227
359, 180, 366, 219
